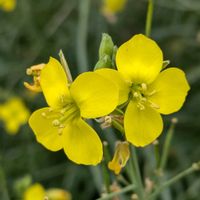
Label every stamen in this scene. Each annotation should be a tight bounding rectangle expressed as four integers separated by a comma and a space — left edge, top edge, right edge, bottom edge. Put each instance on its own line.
146, 90, 156, 96
133, 92, 139, 98
52, 119, 60, 126
137, 102, 145, 110
148, 100, 160, 109
105, 116, 112, 124
141, 83, 147, 91
58, 128, 63, 135
41, 112, 46, 117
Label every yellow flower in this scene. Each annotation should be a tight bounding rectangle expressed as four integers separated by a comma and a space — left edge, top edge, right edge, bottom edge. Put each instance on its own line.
23, 183, 71, 200
102, 0, 127, 15
108, 141, 130, 174
96, 34, 190, 147
23, 183, 45, 200
29, 57, 119, 165
0, 97, 30, 134
0, 0, 16, 12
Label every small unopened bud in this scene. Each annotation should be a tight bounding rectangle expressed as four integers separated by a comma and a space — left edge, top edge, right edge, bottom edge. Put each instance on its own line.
99, 33, 114, 59
94, 55, 113, 70
24, 63, 45, 92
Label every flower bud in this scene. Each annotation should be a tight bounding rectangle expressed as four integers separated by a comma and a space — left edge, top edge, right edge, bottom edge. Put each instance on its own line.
99, 33, 114, 59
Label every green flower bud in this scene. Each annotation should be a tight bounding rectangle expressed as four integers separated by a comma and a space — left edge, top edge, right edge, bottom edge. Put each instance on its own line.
94, 55, 113, 70
99, 33, 114, 59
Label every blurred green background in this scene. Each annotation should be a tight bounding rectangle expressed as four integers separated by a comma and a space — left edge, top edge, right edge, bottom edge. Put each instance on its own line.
0, 0, 200, 199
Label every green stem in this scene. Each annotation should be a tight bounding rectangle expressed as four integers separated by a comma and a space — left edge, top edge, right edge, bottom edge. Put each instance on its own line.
148, 162, 200, 200
96, 184, 136, 200
112, 119, 124, 134
153, 141, 160, 168
130, 146, 145, 200
76, 0, 90, 72
145, 0, 154, 37
0, 157, 9, 200
102, 142, 111, 193
159, 118, 177, 172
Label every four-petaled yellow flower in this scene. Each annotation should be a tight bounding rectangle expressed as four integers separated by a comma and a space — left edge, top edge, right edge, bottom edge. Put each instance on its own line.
29, 57, 118, 165
96, 34, 190, 147
108, 141, 130, 174
0, 97, 30, 134
23, 183, 71, 200
0, 0, 16, 12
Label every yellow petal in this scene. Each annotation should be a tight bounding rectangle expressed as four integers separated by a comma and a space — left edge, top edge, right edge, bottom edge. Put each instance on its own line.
70, 72, 118, 118
29, 108, 63, 151
40, 57, 71, 108
63, 118, 103, 165
23, 183, 45, 200
148, 68, 190, 114
124, 101, 163, 147
95, 68, 130, 105
116, 34, 163, 84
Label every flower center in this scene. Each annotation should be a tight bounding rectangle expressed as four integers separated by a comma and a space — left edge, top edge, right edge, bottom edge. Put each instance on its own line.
41, 103, 80, 135
131, 83, 159, 110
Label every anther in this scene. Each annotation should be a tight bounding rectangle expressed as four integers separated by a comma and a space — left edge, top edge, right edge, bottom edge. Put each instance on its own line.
41, 112, 46, 117
137, 103, 145, 110
58, 128, 63, 135
141, 83, 147, 91
52, 119, 60, 126
133, 92, 139, 98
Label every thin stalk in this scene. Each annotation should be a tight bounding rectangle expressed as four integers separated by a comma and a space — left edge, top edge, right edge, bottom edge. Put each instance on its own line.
0, 157, 9, 200
96, 184, 136, 200
76, 0, 90, 72
148, 162, 200, 200
130, 146, 145, 200
153, 141, 160, 168
159, 118, 177, 172
145, 0, 154, 37
102, 142, 112, 193
112, 119, 124, 134
59, 50, 73, 83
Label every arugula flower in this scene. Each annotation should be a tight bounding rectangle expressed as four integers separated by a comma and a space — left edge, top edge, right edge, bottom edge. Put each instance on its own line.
29, 58, 119, 165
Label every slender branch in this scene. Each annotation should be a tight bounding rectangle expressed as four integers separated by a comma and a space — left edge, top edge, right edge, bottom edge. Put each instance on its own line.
159, 118, 177, 172
148, 162, 200, 200
130, 146, 145, 200
96, 184, 136, 200
59, 50, 73, 83
0, 157, 9, 200
145, 0, 154, 37
76, 0, 90, 72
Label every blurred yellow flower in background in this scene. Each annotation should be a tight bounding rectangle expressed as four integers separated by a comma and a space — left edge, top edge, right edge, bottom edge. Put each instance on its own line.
24, 183, 71, 200
29, 57, 119, 165
0, 97, 30, 134
98, 34, 190, 147
101, 0, 127, 22
0, 0, 16, 12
